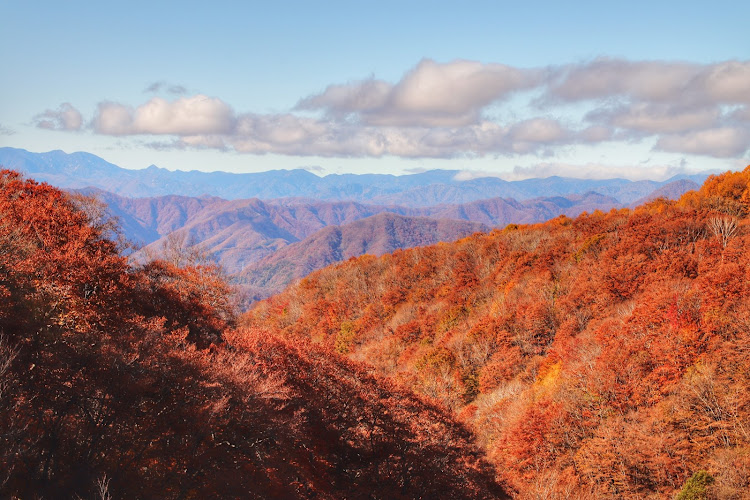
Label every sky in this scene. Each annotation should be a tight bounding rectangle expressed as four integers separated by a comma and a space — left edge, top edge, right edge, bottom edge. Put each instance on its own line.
1, 0, 748, 180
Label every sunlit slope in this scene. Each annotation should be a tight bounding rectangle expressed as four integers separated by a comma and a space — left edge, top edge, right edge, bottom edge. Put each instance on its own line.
244, 166, 750, 498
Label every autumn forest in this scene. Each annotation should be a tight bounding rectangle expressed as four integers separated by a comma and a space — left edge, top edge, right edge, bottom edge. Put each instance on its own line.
2, 166, 750, 498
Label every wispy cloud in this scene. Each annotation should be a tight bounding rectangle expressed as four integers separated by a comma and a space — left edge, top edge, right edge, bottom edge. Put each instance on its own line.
34, 58, 750, 160
0, 124, 16, 136
656, 127, 750, 157
33, 103, 83, 131
144, 81, 189, 95
302, 165, 325, 174
586, 103, 720, 135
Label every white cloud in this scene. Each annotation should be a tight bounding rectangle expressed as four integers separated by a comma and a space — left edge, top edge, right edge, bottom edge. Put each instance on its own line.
588, 103, 720, 134
656, 127, 750, 158
296, 79, 392, 114
542, 59, 750, 158
179, 135, 229, 150
509, 118, 568, 143
378, 59, 538, 126
226, 116, 577, 158
145, 81, 189, 95
0, 124, 15, 136
133, 96, 234, 135
546, 59, 750, 108
700, 61, 750, 103
732, 106, 750, 122
94, 95, 235, 136
302, 165, 325, 174
93, 102, 135, 135
578, 125, 614, 142
33, 103, 83, 131
298, 58, 540, 127
547, 59, 699, 102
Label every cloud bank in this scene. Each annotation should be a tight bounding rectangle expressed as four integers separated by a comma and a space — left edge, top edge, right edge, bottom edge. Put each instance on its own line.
296, 59, 541, 127
453, 163, 693, 182
34, 58, 750, 160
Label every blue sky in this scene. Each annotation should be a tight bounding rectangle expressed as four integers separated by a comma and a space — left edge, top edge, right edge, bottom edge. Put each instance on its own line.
1, 0, 748, 178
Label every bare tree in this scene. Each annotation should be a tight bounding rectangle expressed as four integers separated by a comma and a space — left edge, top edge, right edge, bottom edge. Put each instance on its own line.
96, 474, 112, 500
707, 216, 738, 249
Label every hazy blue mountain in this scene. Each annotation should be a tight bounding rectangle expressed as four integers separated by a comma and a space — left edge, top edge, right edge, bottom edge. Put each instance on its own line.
1, 147, 712, 206
76, 188, 224, 245
628, 179, 701, 208
96, 188, 628, 268
130, 198, 391, 271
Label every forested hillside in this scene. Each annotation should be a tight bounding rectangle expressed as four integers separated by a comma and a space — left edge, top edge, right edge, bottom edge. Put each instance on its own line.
0, 170, 507, 499
245, 166, 750, 498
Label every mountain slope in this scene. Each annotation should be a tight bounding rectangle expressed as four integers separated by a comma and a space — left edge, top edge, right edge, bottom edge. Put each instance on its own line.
76, 188, 224, 245
240, 213, 488, 300
134, 198, 390, 271
104, 187, 695, 296
0, 169, 508, 499
243, 167, 750, 498
424, 191, 621, 226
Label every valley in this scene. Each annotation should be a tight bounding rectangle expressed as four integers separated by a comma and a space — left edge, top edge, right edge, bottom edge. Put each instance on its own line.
1, 151, 745, 499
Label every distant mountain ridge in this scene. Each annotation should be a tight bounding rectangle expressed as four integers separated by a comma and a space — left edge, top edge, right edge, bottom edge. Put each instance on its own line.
238, 213, 490, 301
98, 189, 636, 276
77, 182, 699, 303
1, 147, 711, 206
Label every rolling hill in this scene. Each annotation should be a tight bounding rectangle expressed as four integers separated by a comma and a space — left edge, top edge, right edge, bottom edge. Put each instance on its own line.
116, 190, 632, 278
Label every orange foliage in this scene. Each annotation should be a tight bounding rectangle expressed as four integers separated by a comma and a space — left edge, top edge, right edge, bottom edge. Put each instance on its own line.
244, 167, 750, 497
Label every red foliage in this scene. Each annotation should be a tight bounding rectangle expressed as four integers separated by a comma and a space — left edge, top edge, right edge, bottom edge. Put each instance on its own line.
0, 171, 507, 499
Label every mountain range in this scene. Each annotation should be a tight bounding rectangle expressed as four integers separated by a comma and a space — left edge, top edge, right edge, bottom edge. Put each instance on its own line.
112, 190, 631, 272
1, 147, 710, 206
0, 169, 508, 498
95, 188, 678, 300
2, 147, 707, 302
2, 150, 743, 498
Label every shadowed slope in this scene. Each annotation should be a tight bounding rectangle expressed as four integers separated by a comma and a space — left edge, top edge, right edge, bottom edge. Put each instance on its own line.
0, 170, 508, 499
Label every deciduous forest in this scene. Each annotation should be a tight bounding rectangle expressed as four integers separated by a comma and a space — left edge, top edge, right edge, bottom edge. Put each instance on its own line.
0, 170, 505, 499
246, 166, 750, 498
2, 166, 750, 498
